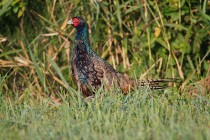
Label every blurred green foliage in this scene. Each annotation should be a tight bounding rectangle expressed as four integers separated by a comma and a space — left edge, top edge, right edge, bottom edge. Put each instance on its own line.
0, 0, 209, 95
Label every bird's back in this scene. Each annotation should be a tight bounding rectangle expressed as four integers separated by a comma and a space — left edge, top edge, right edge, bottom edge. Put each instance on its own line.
72, 40, 132, 94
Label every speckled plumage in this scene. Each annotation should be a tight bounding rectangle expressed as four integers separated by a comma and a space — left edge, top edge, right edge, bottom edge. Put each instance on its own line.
67, 17, 176, 97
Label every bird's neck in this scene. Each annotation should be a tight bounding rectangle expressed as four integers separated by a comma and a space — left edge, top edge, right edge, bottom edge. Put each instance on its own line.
75, 25, 92, 52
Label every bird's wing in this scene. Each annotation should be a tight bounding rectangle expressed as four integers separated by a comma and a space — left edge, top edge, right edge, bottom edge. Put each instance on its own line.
92, 57, 132, 92
74, 41, 104, 88
74, 41, 131, 91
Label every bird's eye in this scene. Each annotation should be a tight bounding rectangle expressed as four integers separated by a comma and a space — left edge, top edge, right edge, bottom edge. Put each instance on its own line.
72, 18, 80, 26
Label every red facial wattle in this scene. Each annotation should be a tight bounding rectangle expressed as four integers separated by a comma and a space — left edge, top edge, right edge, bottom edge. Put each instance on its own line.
72, 18, 80, 27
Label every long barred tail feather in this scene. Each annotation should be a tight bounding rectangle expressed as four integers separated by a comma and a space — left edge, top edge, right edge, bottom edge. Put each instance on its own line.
137, 78, 181, 90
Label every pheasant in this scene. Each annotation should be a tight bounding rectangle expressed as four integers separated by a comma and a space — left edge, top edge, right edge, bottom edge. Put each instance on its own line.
67, 17, 176, 97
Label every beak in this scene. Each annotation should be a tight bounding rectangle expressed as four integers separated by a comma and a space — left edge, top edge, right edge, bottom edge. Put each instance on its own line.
67, 19, 73, 25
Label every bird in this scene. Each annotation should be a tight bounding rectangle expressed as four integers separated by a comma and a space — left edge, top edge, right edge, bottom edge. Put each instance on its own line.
67, 17, 177, 97
185, 75, 210, 96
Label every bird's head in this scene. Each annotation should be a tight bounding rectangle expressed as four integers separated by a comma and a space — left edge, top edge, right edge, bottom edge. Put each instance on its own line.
67, 17, 87, 30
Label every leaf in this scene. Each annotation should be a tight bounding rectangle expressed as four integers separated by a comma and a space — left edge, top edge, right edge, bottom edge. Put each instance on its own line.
17, 7, 24, 18
28, 35, 49, 93
154, 27, 161, 37
47, 56, 76, 97
0, 0, 13, 16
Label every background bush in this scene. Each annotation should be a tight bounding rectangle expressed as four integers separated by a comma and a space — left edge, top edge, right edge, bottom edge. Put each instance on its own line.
0, 0, 209, 96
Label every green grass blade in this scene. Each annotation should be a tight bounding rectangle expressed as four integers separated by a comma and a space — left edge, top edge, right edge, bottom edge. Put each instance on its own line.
28, 35, 49, 93
47, 55, 77, 97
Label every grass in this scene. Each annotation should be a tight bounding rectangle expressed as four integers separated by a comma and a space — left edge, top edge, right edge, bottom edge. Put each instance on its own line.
0, 89, 209, 140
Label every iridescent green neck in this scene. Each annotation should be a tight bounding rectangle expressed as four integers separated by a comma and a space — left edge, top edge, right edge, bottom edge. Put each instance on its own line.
75, 24, 92, 53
